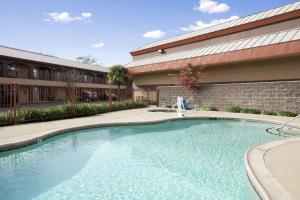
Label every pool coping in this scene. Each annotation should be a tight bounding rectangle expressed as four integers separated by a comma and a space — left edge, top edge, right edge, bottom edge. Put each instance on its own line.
0, 109, 300, 199
245, 136, 300, 200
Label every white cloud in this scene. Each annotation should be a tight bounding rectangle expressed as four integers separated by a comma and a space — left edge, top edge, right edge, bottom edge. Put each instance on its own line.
82, 12, 92, 18
180, 15, 239, 32
195, 0, 230, 14
92, 42, 104, 49
45, 12, 92, 24
142, 30, 166, 39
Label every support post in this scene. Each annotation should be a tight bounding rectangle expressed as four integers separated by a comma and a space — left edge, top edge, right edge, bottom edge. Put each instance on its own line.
147, 89, 150, 102
12, 83, 17, 123
10, 85, 12, 116
131, 89, 134, 101
72, 86, 77, 118
108, 88, 112, 110
156, 88, 160, 107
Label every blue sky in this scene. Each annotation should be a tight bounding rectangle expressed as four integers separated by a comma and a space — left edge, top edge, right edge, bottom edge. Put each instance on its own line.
0, 0, 296, 67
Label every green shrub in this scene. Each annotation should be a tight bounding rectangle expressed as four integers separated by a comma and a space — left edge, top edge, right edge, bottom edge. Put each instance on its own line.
200, 104, 218, 111
76, 104, 99, 116
61, 103, 73, 114
277, 110, 297, 117
111, 102, 127, 111
226, 105, 241, 113
240, 108, 261, 114
0, 114, 12, 125
172, 105, 178, 109
134, 100, 149, 108
46, 106, 70, 120
262, 110, 277, 116
95, 104, 109, 113
18, 109, 47, 122
165, 104, 172, 108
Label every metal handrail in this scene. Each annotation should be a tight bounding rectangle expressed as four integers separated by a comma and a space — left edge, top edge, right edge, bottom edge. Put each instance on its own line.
279, 115, 300, 136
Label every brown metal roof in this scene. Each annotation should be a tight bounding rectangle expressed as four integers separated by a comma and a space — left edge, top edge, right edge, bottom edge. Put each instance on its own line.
127, 29, 300, 75
131, 1, 300, 56
0, 45, 108, 73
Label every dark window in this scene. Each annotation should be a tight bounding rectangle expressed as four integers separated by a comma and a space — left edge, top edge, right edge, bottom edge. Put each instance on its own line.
39, 67, 51, 80
82, 73, 94, 83
55, 70, 61, 81
97, 75, 106, 84
7, 64, 18, 78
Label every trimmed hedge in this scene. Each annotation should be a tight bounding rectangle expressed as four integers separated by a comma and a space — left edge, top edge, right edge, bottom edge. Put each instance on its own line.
200, 104, 218, 111
240, 108, 261, 114
0, 100, 148, 126
165, 104, 173, 108
277, 110, 297, 117
225, 106, 298, 117
0, 114, 12, 125
225, 106, 242, 113
262, 110, 277, 116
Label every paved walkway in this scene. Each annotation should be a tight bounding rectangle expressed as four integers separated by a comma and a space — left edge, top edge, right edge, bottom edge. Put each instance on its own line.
0, 106, 300, 199
265, 138, 300, 199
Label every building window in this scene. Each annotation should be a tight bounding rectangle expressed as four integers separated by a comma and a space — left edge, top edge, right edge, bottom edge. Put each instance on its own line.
97, 75, 105, 84
7, 63, 30, 78
55, 71, 61, 81
33, 86, 38, 98
32, 68, 38, 79
7, 64, 18, 78
39, 67, 51, 80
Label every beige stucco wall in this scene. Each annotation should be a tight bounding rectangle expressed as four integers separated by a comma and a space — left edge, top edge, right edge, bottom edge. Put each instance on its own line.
133, 71, 181, 87
132, 56, 300, 87
133, 18, 300, 61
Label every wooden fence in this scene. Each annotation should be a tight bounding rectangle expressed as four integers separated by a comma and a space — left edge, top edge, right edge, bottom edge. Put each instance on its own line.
133, 89, 159, 105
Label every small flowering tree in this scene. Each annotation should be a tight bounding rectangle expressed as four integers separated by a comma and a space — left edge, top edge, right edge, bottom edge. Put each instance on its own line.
180, 64, 201, 98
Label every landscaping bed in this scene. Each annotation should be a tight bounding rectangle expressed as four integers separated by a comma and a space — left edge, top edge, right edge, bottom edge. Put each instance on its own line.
0, 100, 148, 127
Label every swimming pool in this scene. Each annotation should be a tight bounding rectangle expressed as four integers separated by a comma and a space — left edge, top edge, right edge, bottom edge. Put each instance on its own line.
0, 119, 278, 200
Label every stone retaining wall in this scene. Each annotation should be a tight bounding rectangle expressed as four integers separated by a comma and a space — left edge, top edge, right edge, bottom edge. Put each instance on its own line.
158, 81, 300, 113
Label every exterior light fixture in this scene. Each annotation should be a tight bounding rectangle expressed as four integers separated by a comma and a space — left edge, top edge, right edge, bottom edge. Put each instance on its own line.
158, 49, 166, 54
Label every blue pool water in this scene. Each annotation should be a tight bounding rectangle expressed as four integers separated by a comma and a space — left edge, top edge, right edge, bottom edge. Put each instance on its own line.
0, 119, 278, 200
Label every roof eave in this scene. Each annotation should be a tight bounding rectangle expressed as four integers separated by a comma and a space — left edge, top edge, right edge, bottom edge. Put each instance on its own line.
130, 9, 300, 57
127, 40, 300, 75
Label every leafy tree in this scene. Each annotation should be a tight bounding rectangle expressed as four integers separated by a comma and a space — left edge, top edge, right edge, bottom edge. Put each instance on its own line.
180, 64, 201, 98
108, 65, 125, 101
75, 55, 97, 64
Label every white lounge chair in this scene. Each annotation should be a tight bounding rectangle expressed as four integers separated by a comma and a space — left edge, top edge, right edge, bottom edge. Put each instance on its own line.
177, 96, 196, 117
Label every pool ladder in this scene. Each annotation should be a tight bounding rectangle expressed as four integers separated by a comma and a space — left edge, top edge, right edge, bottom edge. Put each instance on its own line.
279, 115, 300, 137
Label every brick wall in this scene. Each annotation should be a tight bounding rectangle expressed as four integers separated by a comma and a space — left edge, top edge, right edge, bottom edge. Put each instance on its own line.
158, 81, 300, 113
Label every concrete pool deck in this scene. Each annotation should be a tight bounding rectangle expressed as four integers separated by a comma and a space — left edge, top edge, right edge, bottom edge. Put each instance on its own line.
0, 106, 299, 199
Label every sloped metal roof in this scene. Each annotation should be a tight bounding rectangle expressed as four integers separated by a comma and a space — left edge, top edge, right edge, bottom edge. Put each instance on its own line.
134, 1, 300, 52
126, 27, 300, 68
0, 45, 108, 73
